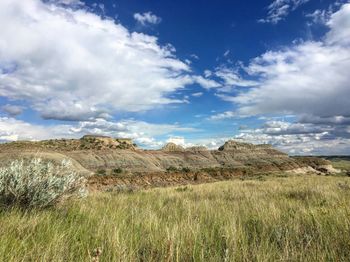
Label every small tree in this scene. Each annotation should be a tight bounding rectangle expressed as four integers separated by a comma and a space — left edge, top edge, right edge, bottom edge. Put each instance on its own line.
0, 158, 87, 209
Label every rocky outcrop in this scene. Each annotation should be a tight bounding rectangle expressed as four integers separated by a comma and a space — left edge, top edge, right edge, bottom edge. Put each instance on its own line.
162, 142, 185, 152
0, 138, 339, 183
80, 135, 135, 150
219, 140, 286, 156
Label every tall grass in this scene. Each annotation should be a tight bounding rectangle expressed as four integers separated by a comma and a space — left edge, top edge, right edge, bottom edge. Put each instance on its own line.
0, 175, 349, 261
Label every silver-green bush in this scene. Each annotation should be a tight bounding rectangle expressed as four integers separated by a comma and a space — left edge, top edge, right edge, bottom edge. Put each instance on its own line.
0, 158, 87, 209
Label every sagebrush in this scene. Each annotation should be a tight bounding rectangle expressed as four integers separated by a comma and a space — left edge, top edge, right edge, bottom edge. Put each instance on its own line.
0, 158, 87, 209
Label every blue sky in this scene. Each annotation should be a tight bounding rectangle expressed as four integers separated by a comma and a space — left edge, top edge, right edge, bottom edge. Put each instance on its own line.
0, 0, 350, 155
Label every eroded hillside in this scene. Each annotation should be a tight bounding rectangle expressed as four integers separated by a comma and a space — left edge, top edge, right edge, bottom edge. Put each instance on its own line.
0, 136, 337, 190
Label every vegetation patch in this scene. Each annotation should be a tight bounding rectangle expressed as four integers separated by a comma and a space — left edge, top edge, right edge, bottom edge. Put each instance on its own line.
0, 175, 349, 261
0, 158, 86, 209
112, 168, 123, 175
96, 169, 107, 176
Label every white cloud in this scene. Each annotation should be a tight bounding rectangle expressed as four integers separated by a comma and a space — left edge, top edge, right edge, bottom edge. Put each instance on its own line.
191, 76, 221, 89
191, 92, 203, 97
0, 116, 226, 151
261, 121, 327, 135
229, 3, 350, 120
214, 4, 350, 154
306, 9, 331, 24
46, 0, 83, 6
259, 0, 311, 24
235, 131, 350, 155
1, 104, 24, 116
165, 136, 232, 150
306, 1, 349, 25
0, 0, 211, 121
204, 70, 212, 78
64, 118, 198, 146
166, 136, 187, 146
325, 3, 350, 45
299, 115, 350, 125
134, 137, 164, 149
0, 116, 199, 149
0, 117, 72, 141
190, 54, 199, 60
215, 67, 258, 89
165, 136, 220, 149
235, 120, 350, 155
209, 111, 238, 121
133, 12, 161, 25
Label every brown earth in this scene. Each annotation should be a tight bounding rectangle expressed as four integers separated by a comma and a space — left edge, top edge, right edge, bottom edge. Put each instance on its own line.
0, 137, 336, 190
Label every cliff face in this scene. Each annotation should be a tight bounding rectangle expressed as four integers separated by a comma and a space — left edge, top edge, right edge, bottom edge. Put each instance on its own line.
0, 138, 334, 176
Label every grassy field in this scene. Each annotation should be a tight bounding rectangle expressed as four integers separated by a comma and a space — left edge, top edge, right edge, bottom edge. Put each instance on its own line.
0, 174, 349, 261
325, 157, 350, 174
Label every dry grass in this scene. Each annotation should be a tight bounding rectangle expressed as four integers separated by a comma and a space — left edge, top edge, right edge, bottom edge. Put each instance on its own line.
0, 174, 349, 261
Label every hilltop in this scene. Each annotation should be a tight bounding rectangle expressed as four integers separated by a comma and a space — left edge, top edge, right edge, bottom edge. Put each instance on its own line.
0, 135, 136, 151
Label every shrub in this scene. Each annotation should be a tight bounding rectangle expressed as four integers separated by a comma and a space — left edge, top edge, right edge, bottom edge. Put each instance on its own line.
0, 158, 87, 209
96, 169, 107, 176
166, 166, 178, 173
181, 167, 191, 173
112, 168, 123, 174
107, 185, 135, 193
175, 186, 192, 192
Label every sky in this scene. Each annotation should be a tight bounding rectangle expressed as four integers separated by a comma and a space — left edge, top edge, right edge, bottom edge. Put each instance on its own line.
0, 0, 350, 155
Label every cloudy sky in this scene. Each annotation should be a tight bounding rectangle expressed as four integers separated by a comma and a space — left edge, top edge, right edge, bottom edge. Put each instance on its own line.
0, 0, 349, 155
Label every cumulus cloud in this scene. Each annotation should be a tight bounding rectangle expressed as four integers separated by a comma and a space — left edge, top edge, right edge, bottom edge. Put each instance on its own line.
134, 12, 161, 25
261, 121, 327, 135
62, 118, 198, 147
213, 3, 350, 154
299, 115, 350, 126
325, 3, 350, 45
259, 0, 311, 24
166, 136, 188, 146
0, 117, 73, 141
235, 131, 350, 155
235, 120, 350, 155
228, 3, 350, 121
165, 136, 224, 149
0, 0, 211, 121
1, 104, 24, 116
0, 116, 199, 149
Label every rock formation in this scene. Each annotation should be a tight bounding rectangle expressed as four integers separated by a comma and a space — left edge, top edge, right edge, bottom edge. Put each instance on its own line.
0, 136, 338, 190
162, 142, 185, 152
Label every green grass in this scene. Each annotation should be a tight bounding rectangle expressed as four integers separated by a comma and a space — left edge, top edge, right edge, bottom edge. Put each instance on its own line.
331, 159, 350, 171
0, 175, 350, 261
